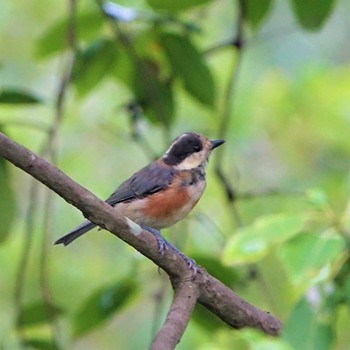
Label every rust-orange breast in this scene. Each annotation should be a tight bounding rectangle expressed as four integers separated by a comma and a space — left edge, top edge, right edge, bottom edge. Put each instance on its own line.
140, 176, 206, 228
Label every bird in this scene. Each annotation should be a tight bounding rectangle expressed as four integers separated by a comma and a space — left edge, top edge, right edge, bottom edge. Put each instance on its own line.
54, 132, 224, 270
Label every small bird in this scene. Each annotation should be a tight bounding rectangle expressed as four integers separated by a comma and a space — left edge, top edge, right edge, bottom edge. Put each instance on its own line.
54, 132, 224, 269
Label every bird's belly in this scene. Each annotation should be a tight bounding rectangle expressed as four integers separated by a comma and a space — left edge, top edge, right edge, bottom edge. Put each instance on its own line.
116, 181, 206, 229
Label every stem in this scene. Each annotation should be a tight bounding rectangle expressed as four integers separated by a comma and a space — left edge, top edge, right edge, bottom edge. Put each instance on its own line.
214, 6, 245, 227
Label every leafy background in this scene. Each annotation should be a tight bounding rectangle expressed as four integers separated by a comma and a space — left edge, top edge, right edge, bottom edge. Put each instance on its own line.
1, 0, 350, 349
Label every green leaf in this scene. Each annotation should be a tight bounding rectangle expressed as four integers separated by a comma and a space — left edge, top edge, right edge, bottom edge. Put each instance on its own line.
24, 339, 57, 350
72, 39, 118, 97
160, 33, 215, 107
18, 300, 64, 327
36, 11, 104, 58
0, 90, 42, 104
147, 0, 212, 12
290, 0, 336, 31
240, 0, 273, 29
222, 214, 305, 265
73, 279, 138, 338
305, 188, 329, 209
283, 298, 334, 350
111, 48, 134, 87
278, 230, 346, 286
133, 60, 174, 126
110, 38, 175, 126
0, 156, 16, 243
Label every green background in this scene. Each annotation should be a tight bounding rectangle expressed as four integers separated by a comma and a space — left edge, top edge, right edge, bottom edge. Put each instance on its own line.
1, 0, 350, 349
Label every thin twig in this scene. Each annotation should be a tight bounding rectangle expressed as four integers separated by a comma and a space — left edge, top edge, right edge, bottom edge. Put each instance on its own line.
14, 179, 40, 348
214, 6, 245, 227
37, 0, 77, 347
37, 53, 75, 349
205, 37, 243, 55
96, 0, 171, 147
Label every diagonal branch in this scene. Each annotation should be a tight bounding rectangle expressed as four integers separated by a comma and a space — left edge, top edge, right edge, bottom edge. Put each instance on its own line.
0, 132, 281, 347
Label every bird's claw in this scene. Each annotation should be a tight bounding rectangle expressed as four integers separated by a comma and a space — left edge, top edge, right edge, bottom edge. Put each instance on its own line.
155, 234, 168, 257
167, 246, 197, 274
142, 225, 197, 273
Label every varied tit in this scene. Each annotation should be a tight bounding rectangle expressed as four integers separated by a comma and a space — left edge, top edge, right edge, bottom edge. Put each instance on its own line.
55, 132, 224, 269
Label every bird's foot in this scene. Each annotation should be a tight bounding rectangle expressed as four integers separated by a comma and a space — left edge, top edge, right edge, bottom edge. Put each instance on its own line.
166, 242, 197, 274
142, 226, 197, 273
142, 226, 168, 257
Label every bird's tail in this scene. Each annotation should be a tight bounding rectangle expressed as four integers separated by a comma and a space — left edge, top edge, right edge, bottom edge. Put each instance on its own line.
54, 220, 97, 246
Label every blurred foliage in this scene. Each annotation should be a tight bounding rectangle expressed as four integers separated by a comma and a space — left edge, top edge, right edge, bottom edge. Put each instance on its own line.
18, 300, 64, 328
0, 0, 350, 349
222, 214, 306, 265
291, 0, 336, 30
72, 278, 138, 337
0, 155, 16, 243
0, 90, 42, 104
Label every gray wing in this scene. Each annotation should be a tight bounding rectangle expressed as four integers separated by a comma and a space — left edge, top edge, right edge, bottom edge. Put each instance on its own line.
54, 161, 173, 246
105, 161, 175, 206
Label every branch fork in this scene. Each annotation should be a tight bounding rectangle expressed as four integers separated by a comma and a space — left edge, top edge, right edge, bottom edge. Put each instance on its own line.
0, 132, 281, 349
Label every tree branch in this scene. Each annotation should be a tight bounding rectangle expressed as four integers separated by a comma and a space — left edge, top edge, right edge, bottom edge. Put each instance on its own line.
151, 280, 199, 350
0, 132, 281, 347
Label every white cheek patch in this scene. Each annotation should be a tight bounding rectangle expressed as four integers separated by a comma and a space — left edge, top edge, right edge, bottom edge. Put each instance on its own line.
175, 150, 207, 170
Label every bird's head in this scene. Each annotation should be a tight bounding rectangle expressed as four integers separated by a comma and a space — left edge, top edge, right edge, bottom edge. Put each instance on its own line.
162, 132, 225, 170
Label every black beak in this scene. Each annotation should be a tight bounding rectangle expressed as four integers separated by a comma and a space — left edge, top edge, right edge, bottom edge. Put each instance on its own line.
210, 139, 225, 150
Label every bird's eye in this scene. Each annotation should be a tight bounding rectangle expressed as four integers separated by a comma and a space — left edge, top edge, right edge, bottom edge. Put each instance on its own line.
194, 144, 201, 152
